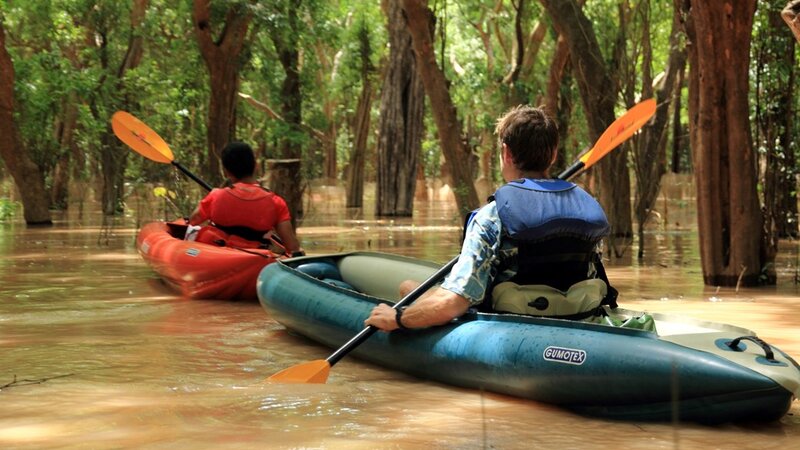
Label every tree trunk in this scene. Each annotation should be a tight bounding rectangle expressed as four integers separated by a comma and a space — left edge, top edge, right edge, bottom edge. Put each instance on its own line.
51, 97, 80, 210
193, 0, 251, 185
633, 4, 686, 259
346, 23, 375, 209
755, 5, 798, 283
97, 0, 148, 216
346, 82, 372, 208
539, 0, 633, 257
375, 0, 425, 216
401, 0, 479, 217
100, 134, 127, 215
679, 0, 764, 286
269, 3, 305, 225
0, 22, 52, 225
545, 34, 572, 173
670, 63, 686, 174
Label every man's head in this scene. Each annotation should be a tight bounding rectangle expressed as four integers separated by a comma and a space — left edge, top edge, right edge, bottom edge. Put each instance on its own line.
495, 105, 558, 173
221, 141, 256, 180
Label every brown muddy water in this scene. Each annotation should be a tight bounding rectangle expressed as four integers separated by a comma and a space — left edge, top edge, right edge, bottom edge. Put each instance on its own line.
1, 177, 799, 449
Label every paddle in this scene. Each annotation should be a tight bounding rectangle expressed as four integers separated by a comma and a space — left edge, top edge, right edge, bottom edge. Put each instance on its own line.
558, 98, 656, 180
111, 111, 214, 192
268, 99, 657, 384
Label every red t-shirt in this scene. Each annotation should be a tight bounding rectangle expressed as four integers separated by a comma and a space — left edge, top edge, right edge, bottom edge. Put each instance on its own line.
196, 183, 291, 232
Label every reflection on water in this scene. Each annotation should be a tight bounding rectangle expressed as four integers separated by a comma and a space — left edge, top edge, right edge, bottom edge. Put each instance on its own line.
1, 177, 799, 449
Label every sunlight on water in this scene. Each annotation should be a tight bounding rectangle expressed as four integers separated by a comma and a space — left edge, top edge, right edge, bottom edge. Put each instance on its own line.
1, 177, 799, 449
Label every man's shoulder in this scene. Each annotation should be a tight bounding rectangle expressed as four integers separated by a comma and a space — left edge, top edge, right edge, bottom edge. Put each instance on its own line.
473, 200, 499, 222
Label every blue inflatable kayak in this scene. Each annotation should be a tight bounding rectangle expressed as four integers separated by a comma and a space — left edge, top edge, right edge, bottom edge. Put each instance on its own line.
257, 252, 800, 423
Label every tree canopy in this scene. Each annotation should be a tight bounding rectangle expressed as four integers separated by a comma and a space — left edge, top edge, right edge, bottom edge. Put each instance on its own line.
0, 0, 797, 286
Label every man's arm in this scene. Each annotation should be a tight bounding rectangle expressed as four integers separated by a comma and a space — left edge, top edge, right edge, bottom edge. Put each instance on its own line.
365, 287, 471, 331
188, 206, 205, 226
274, 220, 303, 255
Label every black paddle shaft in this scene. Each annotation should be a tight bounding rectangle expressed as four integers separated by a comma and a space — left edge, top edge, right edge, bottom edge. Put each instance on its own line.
172, 161, 214, 192
325, 256, 459, 367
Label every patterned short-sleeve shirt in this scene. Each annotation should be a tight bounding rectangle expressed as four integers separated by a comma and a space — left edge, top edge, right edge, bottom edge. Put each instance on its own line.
440, 201, 517, 306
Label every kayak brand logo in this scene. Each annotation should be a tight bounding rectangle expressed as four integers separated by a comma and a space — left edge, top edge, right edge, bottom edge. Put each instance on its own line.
186, 248, 200, 257
543, 346, 587, 365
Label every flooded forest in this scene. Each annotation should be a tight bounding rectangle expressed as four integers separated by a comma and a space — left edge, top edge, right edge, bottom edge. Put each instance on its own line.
2, 1, 800, 449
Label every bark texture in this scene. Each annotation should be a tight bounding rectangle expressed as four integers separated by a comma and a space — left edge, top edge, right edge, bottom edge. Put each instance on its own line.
401, 0, 479, 216
267, 2, 305, 224
0, 20, 52, 224
193, 0, 251, 184
346, 23, 375, 208
376, 0, 425, 216
99, 0, 148, 215
539, 0, 633, 256
679, 0, 764, 286
633, 5, 686, 259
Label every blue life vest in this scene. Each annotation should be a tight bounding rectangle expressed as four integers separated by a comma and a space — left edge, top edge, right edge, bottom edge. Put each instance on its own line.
493, 178, 609, 291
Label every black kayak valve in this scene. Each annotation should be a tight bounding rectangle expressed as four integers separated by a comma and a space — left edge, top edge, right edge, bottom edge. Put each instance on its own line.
528, 297, 550, 311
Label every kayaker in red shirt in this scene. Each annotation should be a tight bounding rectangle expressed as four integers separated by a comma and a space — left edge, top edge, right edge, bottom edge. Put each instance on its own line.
189, 141, 304, 256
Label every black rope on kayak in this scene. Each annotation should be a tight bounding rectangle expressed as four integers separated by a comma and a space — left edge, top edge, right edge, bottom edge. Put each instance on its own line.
211, 239, 276, 259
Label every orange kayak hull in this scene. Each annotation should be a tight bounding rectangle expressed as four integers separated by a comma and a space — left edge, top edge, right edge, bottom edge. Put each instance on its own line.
136, 221, 279, 300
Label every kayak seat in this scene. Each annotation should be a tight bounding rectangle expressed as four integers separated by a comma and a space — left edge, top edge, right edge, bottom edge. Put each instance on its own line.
296, 261, 356, 291
338, 254, 439, 300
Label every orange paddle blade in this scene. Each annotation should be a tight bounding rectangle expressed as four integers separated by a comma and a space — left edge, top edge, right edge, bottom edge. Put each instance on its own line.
581, 98, 656, 168
111, 111, 175, 164
267, 359, 331, 384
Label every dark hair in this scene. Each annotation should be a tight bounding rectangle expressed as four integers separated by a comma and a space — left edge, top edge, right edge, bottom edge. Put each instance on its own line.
495, 105, 558, 172
221, 141, 256, 179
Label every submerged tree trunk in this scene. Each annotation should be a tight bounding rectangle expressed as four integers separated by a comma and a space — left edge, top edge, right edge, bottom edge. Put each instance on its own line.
375, 0, 425, 216
633, 5, 686, 259
670, 63, 686, 174
193, 0, 251, 185
755, 5, 798, 283
98, 0, 148, 216
545, 34, 572, 173
679, 0, 765, 286
401, 0, 479, 217
540, 0, 633, 257
346, 82, 372, 208
51, 97, 80, 210
0, 22, 52, 225
269, 2, 305, 225
346, 22, 375, 209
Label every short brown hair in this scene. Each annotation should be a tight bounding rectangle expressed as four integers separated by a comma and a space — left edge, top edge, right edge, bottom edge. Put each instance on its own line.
495, 105, 558, 172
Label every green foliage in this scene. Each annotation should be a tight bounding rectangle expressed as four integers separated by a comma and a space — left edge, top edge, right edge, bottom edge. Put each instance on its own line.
0, 0, 795, 223
0, 198, 19, 221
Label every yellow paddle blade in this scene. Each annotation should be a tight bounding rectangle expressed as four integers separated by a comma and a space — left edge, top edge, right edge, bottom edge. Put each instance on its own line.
111, 111, 175, 164
267, 359, 331, 384
581, 98, 656, 168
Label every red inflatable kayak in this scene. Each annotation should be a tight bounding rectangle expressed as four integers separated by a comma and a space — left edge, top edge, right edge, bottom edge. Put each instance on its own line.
136, 221, 280, 300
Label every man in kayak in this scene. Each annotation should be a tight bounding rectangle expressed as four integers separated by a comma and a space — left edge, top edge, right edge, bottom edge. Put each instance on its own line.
366, 105, 613, 331
188, 141, 304, 256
